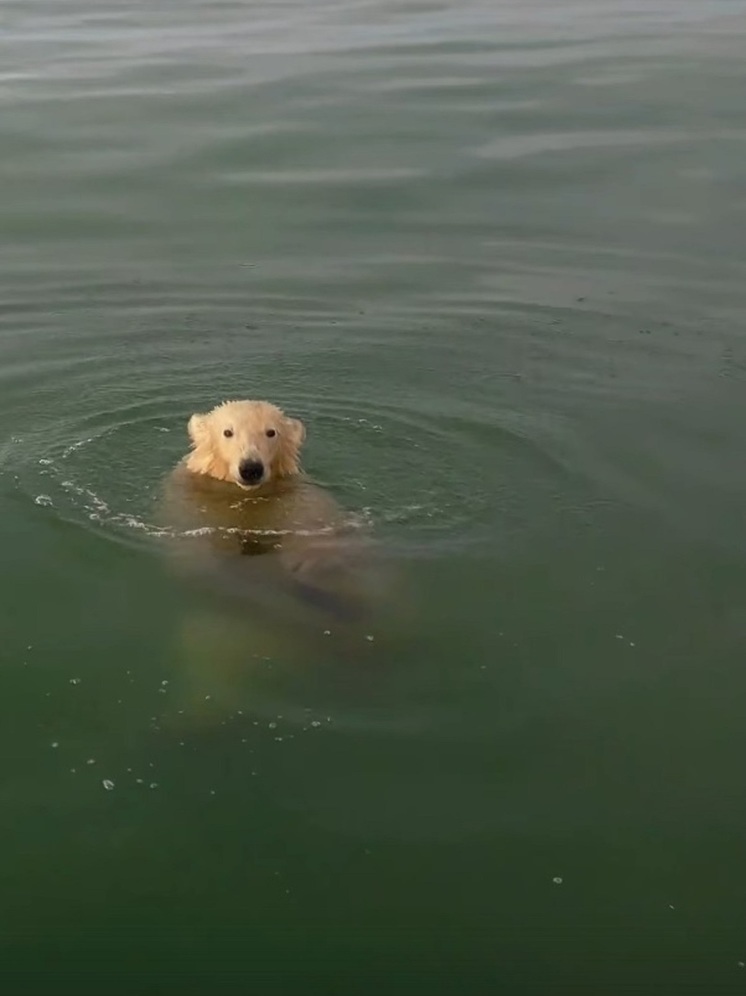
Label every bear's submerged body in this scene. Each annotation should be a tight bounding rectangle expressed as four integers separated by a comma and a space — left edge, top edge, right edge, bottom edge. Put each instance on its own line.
160, 460, 375, 623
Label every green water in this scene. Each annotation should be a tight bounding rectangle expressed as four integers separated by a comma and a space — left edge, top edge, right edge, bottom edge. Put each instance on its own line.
1, 2, 745, 993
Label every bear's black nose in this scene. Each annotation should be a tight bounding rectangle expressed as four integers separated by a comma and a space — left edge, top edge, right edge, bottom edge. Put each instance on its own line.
239, 459, 265, 484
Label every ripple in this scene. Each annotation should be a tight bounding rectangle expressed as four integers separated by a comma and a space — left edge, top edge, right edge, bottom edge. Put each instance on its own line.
219, 168, 425, 187
472, 128, 695, 161
3, 382, 569, 557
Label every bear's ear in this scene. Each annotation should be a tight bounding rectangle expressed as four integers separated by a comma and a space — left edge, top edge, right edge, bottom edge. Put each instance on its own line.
284, 416, 306, 447
188, 413, 209, 447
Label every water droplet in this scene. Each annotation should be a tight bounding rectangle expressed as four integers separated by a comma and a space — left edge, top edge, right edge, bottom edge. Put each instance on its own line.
102, 779, 115, 791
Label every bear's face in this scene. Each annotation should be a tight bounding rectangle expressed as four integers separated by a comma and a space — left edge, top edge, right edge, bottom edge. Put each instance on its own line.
185, 399, 305, 489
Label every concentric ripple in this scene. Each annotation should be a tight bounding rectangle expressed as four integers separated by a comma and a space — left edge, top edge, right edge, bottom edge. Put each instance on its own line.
2, 384, 572, 557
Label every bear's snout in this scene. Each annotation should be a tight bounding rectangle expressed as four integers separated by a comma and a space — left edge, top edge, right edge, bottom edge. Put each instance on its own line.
238, 458, 265, 486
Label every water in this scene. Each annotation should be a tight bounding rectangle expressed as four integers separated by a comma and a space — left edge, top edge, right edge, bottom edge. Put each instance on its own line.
1, 1, 745, 992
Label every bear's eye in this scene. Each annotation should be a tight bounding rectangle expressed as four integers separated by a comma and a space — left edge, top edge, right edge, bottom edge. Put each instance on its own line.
223, 428, 234, 438
265, 428, 277, 438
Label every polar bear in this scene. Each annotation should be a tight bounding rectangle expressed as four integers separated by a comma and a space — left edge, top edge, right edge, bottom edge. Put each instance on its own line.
156, 399, 383, 724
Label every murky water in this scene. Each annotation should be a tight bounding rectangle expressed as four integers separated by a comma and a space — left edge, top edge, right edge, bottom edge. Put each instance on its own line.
1, 2, 745, 993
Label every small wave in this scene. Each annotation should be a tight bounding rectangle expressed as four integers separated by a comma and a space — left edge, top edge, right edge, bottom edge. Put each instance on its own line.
4, 384, 564, 557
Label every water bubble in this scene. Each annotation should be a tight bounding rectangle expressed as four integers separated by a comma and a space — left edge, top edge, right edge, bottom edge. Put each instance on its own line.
86, 758, 96, 765
552, 877, 563, 885
50, 742, 59, 749
102, 780, 115, 791
69, 678, 81, 685
34, 495, 53, 507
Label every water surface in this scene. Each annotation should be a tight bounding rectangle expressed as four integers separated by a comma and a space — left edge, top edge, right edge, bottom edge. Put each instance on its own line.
1, 2, 745, 993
